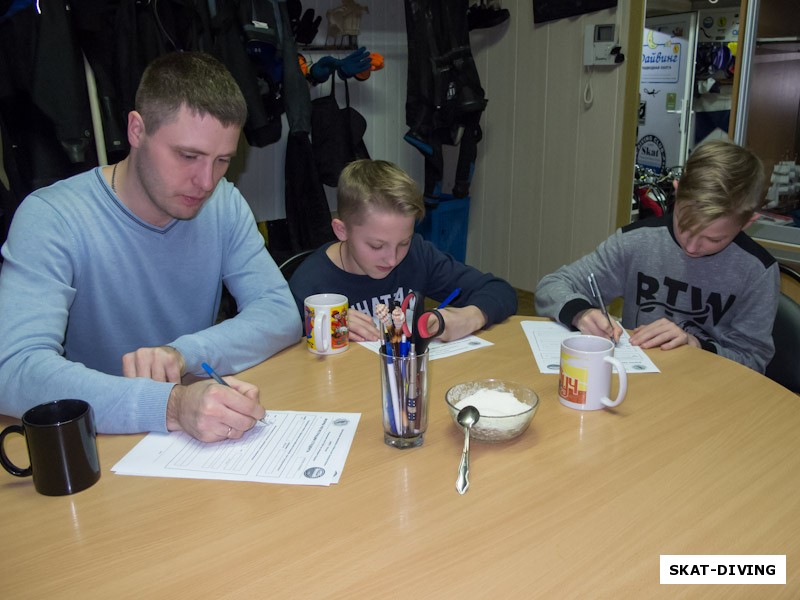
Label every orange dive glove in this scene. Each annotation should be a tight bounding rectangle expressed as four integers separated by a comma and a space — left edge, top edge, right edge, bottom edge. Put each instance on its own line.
355, 52, 385, 81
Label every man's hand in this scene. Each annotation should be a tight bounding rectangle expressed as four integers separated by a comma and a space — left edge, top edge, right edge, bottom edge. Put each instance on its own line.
165, 377, 265, 443
347, 309, 381, 342
573, 309, 624, 343
437, 305, 486, 342
628, 318, 700, 350
122, 345, 185, 382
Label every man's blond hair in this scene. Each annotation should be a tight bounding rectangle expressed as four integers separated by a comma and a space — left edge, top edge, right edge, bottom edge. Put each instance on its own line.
675, 139, 765, 233
336, 160, 425, 225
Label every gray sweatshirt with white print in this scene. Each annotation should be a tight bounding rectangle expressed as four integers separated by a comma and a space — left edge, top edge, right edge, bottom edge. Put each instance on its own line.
535, 214, 779, 373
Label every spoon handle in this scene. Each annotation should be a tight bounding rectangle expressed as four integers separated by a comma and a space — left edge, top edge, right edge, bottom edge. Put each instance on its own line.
456, 427, 471, 495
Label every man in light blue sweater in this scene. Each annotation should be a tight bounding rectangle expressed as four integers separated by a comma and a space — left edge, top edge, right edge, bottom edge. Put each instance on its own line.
0, 52, 301, 441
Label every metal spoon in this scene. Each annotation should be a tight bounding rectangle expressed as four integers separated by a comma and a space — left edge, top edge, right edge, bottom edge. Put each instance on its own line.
455, 405, 480, 495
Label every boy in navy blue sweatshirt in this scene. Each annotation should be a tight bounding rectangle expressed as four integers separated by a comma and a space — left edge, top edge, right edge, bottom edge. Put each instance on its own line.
290, 159, 517, 342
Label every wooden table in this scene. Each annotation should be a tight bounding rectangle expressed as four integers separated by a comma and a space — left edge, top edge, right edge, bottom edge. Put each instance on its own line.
1, 316, 798, 599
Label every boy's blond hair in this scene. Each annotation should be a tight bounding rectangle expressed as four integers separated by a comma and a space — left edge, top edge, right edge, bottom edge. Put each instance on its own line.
135, 52, 247, 134
336, 160, 425, 225
675, 139, 765, 233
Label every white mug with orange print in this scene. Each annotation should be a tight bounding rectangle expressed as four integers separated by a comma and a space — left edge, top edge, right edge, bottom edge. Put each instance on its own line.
558, 335, 627, 410
304, 294, 349, 355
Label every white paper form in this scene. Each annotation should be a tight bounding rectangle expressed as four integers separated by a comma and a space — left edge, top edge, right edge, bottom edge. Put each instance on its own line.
112, 411, 360, 486
358, 335, 493, 360
521, 320, 660, 374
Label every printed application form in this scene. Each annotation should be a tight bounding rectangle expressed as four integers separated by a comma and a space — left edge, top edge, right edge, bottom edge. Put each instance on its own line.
112, 411, 360, 486
521, 320, 660, 374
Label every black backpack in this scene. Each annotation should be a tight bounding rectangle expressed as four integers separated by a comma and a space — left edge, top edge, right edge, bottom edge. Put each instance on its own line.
311, 76, 370, 188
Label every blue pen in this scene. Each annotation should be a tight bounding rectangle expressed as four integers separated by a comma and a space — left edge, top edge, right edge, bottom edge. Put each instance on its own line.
201, 362, 268, 424
400, 334, 410, 357
437, 287, 461, 310
201, 362, 228, 386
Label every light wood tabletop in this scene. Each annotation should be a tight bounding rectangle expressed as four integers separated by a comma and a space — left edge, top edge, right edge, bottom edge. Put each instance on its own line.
1, 316, 798, 599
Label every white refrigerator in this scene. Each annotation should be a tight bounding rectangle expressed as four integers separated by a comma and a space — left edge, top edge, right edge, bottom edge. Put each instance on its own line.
636, 7, 740, 173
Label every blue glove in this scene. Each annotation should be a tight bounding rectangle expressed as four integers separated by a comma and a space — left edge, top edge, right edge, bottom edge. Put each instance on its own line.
309, 55, 339, 84
336, 47, 372, 80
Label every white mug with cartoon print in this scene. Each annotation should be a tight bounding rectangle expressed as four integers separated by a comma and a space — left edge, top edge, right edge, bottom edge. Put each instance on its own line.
304, 294, 349, 355
559, 335, 627, 410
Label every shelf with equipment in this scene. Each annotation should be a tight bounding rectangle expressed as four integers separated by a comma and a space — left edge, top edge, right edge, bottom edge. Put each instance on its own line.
299, 42, 358, 52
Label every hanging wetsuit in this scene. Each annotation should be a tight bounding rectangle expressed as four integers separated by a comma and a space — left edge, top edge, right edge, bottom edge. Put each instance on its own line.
0, 0, 95, 194
71, 0, 129, 163
279, 0, 336, 254
403, 0, 487, 199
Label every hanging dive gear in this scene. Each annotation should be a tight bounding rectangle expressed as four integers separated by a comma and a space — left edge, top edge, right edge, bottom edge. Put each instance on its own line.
403, 0, 487, 199
311, 75, 370, 187
467, 0, 510, 31
287, 0, 322, 45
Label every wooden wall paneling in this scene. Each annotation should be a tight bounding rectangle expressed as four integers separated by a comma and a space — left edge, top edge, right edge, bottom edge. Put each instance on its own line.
507, 1, 549, 291
537, 16, 583, 281
469, 22, 517, 275
573, 10, 626, 260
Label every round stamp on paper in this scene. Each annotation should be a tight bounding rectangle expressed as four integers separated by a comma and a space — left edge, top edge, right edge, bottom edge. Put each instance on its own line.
304, 467, 326, 479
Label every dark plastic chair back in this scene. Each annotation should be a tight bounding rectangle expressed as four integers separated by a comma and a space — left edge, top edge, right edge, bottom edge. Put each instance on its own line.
765, 292, 800, 394
279, 249, 314, 280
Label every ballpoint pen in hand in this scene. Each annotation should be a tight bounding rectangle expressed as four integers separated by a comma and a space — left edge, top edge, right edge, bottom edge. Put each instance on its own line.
587, 273, 617, 345
437, 287, 461, 310
201, 362, 268, 424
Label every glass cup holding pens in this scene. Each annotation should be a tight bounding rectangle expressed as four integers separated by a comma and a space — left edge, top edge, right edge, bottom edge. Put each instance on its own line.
376, 290, 450, 448
379, 347, 429, 448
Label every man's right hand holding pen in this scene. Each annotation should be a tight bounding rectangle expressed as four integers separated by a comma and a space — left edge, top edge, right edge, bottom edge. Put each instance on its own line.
165, 376, 265, 443
122, 346, 266, 442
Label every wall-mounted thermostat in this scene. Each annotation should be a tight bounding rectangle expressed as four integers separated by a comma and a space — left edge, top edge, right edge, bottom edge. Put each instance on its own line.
583, 23, 620, 66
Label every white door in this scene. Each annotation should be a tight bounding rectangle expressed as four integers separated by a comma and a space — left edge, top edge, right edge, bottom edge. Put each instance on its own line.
636, 13, 697, 173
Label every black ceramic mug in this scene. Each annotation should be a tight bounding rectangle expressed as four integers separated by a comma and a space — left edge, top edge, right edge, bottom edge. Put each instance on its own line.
0, 399, 101, 496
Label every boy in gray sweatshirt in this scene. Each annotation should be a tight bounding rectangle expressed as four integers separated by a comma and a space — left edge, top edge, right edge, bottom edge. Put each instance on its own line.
535, 139, 779, 373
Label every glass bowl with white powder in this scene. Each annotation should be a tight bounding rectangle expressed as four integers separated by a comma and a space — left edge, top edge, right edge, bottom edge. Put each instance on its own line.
445, 379, 539, 442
